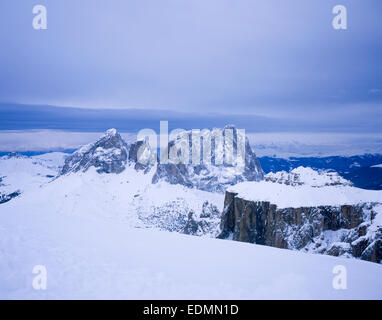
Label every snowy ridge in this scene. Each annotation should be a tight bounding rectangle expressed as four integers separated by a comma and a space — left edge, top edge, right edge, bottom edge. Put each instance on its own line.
60, 129, 130, 175
228, 181, 381, 209
4, 162, 224, 233
0, 152, 66, 203
265, 166, 353, 187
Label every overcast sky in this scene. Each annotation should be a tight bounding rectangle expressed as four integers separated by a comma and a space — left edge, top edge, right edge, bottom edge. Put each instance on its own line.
0, 0, 381, 132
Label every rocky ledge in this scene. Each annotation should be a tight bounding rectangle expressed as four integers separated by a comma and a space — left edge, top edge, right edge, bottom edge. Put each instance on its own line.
218, 173, 382, 264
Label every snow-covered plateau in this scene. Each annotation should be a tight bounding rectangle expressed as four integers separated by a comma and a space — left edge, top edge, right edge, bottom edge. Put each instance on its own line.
0, 129, 381, 299
228, 180, 381, 209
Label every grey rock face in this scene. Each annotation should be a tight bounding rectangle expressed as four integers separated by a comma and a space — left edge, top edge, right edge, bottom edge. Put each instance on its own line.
152, 125, 264, 192
218, 191, 382, 263
128, 140, 155, 173
61, 129, 130, 175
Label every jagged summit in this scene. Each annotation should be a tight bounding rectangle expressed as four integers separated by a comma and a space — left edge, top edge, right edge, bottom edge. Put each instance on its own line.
152, 125, 264, 192
59, 125, 264, 192
61, 128, 130, 175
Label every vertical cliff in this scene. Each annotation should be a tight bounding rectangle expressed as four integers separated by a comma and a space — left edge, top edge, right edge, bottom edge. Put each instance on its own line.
218, 191, 382, 263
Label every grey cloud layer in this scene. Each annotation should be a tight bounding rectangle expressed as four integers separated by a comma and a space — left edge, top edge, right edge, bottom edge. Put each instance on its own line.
0, 0, 381, 125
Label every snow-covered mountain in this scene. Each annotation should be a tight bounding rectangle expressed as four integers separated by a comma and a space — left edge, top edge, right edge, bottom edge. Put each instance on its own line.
1, 128, 382, 298
59, 126, 263, 193
0, 152, 66, 204
61, 128, 130, 175
264, 166, 353, 187
1, 129, 381, 261
1, 129, 225, 233
152, 125, 264, 192
260, 154, 382, 190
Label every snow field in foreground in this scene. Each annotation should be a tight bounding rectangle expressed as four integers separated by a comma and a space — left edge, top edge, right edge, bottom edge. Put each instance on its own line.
1, 205, 382, 299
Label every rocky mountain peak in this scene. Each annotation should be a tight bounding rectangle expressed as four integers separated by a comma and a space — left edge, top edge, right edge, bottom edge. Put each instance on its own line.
59, 125, 264, 192
105, 128, 117, 136
152, 125, 264, 192
60, 128, 130, 175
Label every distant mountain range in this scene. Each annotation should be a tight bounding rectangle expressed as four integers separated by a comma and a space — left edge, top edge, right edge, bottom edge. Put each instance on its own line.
260, 154, 382, 190
59, 126, 264, 192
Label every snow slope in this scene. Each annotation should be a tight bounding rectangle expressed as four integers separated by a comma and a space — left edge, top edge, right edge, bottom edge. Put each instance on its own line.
1, 204, 382, 299
0, 152, 66, 196
1, 162, 224, 231
1, 148, 381, 299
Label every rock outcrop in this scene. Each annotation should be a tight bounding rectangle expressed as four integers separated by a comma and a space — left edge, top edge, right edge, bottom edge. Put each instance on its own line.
183, 201, 221, 237
0, 190, 21, 204
218, 191, 382, 263
128, 140, 155, 173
